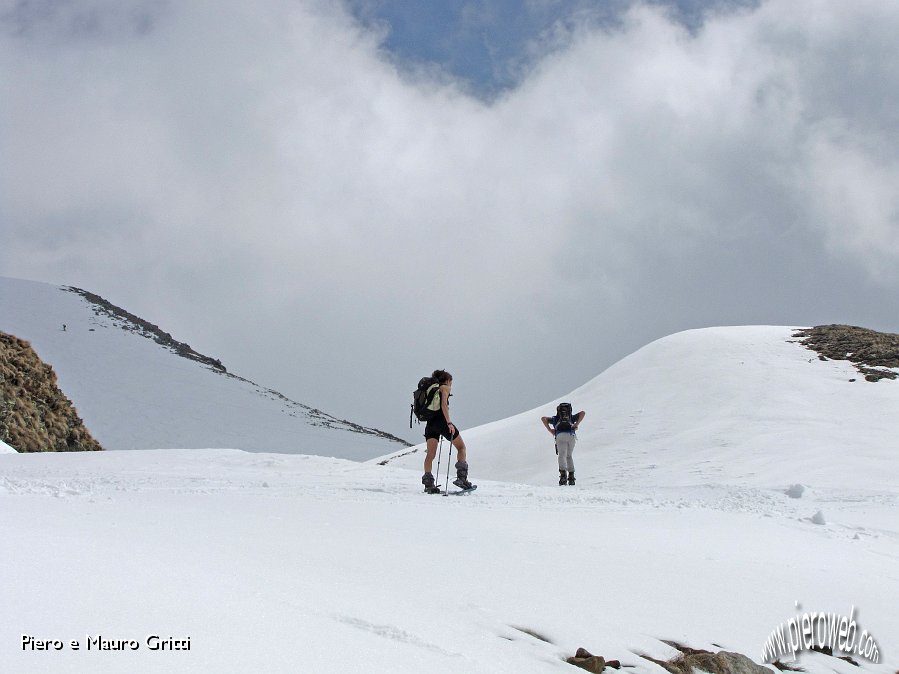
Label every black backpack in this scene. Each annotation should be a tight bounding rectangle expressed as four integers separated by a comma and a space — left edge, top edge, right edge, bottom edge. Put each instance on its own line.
555, 402, 574, 432
410, 376, 440, 427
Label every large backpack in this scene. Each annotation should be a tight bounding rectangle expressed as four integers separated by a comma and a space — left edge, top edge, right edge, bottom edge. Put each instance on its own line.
410, 376, 441, 427
555, 402, 574, 432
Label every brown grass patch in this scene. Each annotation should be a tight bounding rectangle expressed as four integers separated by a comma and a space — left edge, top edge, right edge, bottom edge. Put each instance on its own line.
793, 325, 899, 381
0, 331, 103, 452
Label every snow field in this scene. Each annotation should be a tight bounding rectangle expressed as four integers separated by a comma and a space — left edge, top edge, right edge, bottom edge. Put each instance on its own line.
2, 449, 896, 674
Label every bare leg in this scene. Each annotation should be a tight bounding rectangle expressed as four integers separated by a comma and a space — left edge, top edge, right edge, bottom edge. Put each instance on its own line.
424, 438, 438, 473
451, 435, 466, 464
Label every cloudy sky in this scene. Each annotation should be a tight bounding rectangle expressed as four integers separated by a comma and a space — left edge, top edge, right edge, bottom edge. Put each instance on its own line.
3, 0, 899, 443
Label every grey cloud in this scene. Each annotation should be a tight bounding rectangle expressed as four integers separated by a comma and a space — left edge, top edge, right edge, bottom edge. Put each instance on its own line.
1, 0, 166, 41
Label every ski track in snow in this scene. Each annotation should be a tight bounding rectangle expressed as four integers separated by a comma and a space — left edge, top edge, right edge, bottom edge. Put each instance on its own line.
331, 615, 459, 656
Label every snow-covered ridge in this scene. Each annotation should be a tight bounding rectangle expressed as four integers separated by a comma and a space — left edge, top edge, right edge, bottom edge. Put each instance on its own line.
377, 325, 899, 490
65, 283, 409, 447
0, 276, 408, 458
65, 285, 229, 373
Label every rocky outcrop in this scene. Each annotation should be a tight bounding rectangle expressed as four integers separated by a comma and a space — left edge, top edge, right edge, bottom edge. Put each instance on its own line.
640, 643, 773, 674
567, 647, 621, 673
65, 286, 227, 372
654, 650, 772, 674
63, 286, 411, 447
793, 325, 899, 381
0, 331, 103, 452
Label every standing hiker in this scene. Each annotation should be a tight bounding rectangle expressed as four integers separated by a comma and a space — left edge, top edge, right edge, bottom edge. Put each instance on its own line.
541, 403, 585, 485
421, 370, 474, 493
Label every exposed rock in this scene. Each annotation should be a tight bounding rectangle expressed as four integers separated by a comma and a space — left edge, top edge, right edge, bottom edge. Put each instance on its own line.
642, 643, 773, 674
810, 645, 859, 666
63, 286, 411, 448
65, 286, 227, 372
793, 325, 899, 381
567, 647, 609, 673
0, 331, 103, 452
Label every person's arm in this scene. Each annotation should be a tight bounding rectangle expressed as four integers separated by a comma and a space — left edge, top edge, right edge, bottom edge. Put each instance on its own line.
442, 386, 454, 432
573, 411, 585, 430
541, 416, 555, 435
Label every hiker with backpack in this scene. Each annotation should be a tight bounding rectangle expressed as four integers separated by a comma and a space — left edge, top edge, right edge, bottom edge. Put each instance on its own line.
412, 369, 474, 493
541, 403, 585, 485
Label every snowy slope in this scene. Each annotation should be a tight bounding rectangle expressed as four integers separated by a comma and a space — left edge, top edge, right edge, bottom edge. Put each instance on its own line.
0, 438, 15, 453
0, 276, 407, 459
2, 326, 896, 673
380, 326, 899, 490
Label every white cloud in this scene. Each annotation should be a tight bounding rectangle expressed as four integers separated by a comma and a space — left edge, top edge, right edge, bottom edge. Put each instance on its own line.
3, 0, 899, 439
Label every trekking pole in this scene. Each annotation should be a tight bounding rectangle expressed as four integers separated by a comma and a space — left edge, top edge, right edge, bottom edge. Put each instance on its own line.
443, 442, 453, 497
436, 436, 444, 489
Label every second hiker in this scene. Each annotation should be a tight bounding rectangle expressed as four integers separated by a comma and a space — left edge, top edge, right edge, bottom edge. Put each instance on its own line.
541, 402, 586, 485
421, 370, 474, 492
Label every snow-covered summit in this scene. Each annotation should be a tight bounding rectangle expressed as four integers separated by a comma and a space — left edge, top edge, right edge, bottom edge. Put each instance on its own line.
0, 276, 408, 458
379, 325, 899, 490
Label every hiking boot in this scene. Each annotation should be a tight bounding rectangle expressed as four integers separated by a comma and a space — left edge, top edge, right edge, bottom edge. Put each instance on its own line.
559, 470, 568, 486
452, 460, 474, 489
567, 472, 576, 486
422, 472, 436, 489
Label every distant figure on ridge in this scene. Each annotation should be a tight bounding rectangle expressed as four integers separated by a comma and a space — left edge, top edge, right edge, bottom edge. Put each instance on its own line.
541, 403, 585, 485
414, 369, 475, 494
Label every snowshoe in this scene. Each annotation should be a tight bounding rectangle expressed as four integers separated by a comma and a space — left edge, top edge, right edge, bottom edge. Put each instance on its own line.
452, 478, 476, 491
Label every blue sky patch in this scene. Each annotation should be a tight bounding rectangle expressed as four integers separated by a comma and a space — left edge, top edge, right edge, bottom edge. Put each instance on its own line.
347, 0, 760, 99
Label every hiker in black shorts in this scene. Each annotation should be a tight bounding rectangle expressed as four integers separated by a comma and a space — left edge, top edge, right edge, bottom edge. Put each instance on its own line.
422, 370, 473, 491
